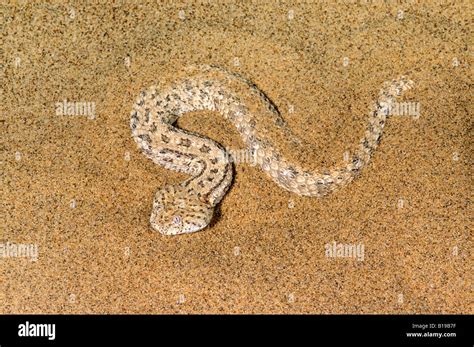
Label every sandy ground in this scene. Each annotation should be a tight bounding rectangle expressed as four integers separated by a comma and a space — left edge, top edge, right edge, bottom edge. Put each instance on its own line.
2, 2, 472, 313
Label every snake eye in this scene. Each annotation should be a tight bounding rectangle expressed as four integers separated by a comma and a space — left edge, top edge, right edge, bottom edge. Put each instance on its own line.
172, 215, 182, 225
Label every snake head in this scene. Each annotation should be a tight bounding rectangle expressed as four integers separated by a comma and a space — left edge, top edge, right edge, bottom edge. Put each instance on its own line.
149, 184, 214, 235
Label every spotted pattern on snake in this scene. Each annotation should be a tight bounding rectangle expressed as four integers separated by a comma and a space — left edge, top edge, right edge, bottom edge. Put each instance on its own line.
131, 64, 414, 235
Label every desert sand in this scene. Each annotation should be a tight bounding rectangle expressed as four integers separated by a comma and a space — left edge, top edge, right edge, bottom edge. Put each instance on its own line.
2, 2, 472, 313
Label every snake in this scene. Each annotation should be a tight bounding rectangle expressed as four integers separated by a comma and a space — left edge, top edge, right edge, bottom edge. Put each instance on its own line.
130, 64, 413, 235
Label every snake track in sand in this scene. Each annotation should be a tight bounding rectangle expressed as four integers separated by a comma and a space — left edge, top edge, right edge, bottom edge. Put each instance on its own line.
131, 64, 413, 235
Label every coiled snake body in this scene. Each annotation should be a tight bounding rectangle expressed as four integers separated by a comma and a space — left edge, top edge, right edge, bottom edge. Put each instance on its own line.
131, 64, 413, 235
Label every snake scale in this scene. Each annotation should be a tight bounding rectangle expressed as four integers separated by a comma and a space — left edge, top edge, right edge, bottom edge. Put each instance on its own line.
130, 64, 413, 235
